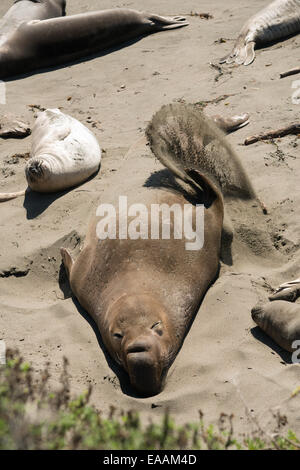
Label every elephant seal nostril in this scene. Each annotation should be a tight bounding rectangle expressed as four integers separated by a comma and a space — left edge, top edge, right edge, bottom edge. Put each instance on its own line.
126, 339, 153, 355
127, 345, 147, 354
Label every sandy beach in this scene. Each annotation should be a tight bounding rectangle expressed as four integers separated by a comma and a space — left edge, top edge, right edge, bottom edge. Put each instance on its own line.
0, 0, 300, 438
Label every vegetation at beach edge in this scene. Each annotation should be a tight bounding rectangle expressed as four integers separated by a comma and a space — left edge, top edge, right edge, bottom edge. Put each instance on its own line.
0, 349, 299, 450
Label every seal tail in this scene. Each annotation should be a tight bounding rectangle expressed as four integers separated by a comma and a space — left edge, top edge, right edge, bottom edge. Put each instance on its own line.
148, 14, 189, 30
0, 190, 26, 202
146, 103, 257, 201
219, 40, 255, 66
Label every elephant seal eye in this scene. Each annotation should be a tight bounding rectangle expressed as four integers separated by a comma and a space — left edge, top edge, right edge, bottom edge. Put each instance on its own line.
113, 333, 123, 339
151, 321, 163, 336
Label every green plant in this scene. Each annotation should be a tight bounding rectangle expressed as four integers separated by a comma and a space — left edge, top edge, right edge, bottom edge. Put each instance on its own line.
0, 350, 299, 450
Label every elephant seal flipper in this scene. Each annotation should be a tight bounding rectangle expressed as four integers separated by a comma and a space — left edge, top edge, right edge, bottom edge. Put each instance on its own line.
220, 0, 300, 66
147, 14, 188, 30
220, 41, 255, 66
243, 42, 256, 66
211, 113, 250, 133
269, 278, 300, 302
0, 190, 26, 202
252, 301, 300, 352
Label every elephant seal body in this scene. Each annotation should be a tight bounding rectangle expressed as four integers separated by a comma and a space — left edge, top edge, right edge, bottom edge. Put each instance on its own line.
0, 8, 188, 79
62, 189, 222, 396
220, 0, 300, 65
25, 109, 101, 192
252, 301, 300, 352
61, 104, 258, 396
0, 0, 66, 47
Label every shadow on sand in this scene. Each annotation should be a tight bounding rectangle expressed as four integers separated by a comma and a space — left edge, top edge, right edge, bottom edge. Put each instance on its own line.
23, 167, 100, 219
251, 326, 292, 364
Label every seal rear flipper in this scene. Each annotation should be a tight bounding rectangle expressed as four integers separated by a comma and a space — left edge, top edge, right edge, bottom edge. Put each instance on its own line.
269, 279, 300, 302
219, 54, 228, 64
243, 41, 255, 66
0, 189, 26, 202
211, 113, 250, 133
219, 44, 240, 64
219, 40, 255, 66
60, 247, 74, 279
228, 113, 250, 131
147, 14, 189, 30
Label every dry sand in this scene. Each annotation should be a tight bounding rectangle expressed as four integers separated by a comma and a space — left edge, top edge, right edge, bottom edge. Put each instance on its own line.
0, 0, 300, 437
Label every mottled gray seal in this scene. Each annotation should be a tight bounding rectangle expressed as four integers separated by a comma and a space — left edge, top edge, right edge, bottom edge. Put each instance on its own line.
61, 103, 259, 396
25, 108, 101, 192
0, 0, 66, 47
0, 8, 188, 79
220, 0, 300, 66
0, 109, 101, 202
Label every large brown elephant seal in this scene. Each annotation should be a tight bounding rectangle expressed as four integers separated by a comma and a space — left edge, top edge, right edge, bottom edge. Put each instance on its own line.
0, 0, 66, 47
252, 301, 300, 352
0, 8, 188, 79
61, 103, 260, 396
